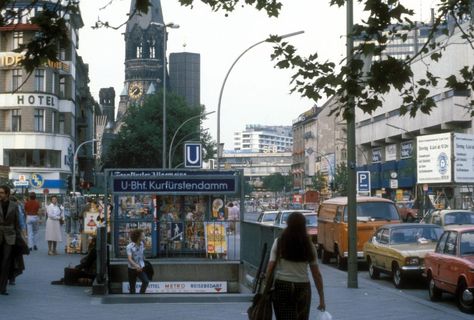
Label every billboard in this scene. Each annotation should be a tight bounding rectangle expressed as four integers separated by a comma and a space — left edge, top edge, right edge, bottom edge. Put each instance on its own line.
417, 133, 451, 184
454, 133, 474, 183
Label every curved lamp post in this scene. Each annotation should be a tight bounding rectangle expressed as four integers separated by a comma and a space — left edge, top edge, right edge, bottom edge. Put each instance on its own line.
216, 30, 305, 169
72, 139, 97, 195
150, 21, 180, 168
168, 111, 215, 168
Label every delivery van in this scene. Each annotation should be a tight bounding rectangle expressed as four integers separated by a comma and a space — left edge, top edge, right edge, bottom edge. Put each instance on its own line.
317, 196, 400, 270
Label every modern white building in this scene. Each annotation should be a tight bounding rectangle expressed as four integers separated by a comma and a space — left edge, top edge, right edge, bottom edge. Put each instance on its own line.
0, 1, 96, 195
233, 125, 292, 153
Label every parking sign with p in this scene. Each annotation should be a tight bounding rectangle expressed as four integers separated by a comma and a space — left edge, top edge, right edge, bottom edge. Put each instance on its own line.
357, 171, 371, 194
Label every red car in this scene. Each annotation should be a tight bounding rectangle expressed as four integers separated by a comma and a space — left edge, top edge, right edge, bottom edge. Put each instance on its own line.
424, 226, 474, 313
396, 201, 418, 222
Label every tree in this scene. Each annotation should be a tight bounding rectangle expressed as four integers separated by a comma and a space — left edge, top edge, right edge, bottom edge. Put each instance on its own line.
312, 171, 327, 191
333, 162, 348, 196
3, 1, 474, 117
104, 91, 214, 168
262, 173, 286, 194
243, 180, 254, 196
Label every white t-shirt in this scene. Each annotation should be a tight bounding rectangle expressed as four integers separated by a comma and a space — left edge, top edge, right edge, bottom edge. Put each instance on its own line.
269, 237, 317, 283
126, 241, 145, 269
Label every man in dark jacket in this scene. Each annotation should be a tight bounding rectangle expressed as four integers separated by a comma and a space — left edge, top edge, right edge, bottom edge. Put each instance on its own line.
0, 185, 21, 295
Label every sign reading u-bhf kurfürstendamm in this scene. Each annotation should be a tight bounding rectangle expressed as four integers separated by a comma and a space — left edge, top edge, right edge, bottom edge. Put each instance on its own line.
454, 133, 474, 183
417, 133, 452, 184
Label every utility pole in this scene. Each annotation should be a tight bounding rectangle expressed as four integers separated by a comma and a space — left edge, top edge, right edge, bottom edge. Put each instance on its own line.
346, 0, 358, 289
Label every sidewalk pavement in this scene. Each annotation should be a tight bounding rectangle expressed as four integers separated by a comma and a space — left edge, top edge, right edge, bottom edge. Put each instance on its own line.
0, 226, 471, 320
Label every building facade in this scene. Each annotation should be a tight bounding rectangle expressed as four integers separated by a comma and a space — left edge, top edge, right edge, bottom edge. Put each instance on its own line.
233, 125, 292, 153
169, 52, 200, 108
0, 1, 96, 195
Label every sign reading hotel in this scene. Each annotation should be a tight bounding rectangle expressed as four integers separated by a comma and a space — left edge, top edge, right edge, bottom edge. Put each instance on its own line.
122, 281, 227, 294
417, 133, 452, 183
454, 133, 474, 183
0, 93, 58, 108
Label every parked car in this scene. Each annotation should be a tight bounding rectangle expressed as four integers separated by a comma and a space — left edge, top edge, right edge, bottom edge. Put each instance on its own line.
424, 226, 474, 313
396, 201, 418, 222
318, 196, 401, 270
256, 210, 279, 225
364, 223, 443, 288
421, 209, 474, 228
271, 210, 318, 246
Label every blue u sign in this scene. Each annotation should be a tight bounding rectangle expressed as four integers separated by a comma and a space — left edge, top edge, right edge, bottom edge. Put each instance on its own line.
185, 143, 202, 168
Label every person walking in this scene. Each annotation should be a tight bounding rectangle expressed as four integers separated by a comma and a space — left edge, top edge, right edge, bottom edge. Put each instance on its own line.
45, 195, 63, 255
126, 229, 149, 294
0, 185, 21, 295
25, 192, 41, 251
267, 212, 325, 320
8, 196, 27, 286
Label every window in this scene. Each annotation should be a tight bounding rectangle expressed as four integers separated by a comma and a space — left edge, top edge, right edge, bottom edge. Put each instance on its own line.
12, 69, 22, 91
380, 229, 390, 244
445, 232, 458, 255
34, 109, 44, 132
344, 202, 400, 222
13, 32, 23, 50
11, 109, 21, 132
148, 40, 156, 58
3, 149, 61, 168
136, 41, 143, 58
59, 76, 66, 98
436, 232, 449, 253
34, 69, 45, 92
59, 113, 65, 134
52, 111, 57, 133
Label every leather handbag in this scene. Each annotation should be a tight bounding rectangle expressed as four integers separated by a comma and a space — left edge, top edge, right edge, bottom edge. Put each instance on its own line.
247, 240, 280, 320
144, 260, 154, 280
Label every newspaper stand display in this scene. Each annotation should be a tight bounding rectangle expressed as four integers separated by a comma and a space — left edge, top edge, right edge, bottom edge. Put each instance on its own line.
105, 169, 244, 259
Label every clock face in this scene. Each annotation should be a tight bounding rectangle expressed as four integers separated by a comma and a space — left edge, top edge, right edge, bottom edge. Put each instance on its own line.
128, 82, 143, 99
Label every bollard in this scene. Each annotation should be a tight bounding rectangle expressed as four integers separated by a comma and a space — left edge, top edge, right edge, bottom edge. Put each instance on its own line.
96, 226, 107, 284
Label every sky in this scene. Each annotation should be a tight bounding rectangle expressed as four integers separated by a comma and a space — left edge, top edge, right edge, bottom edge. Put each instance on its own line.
78, 0, 438, 150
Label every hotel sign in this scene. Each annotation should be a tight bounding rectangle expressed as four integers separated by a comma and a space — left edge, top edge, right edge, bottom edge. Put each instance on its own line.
0, 93, 58, 108
0, 52, 70, 72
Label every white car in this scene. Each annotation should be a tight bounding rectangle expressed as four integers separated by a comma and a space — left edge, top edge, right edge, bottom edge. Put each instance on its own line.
256, 210, 279, 225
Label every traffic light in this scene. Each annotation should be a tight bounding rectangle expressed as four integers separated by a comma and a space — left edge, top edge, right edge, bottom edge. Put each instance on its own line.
67, 176, 72, 191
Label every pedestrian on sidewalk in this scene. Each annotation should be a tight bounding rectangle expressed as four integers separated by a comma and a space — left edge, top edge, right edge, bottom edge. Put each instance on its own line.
25, 192, 41, 251
267, 212, 325, 320
8, 196, 27, 286
45, 195, 63, 255
126, 229, 149, 294
0, 185, 21, 295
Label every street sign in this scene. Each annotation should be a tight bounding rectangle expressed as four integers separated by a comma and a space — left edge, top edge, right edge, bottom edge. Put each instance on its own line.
390, 179, 398, 189
13, 181, 29, 187
184, 143, 202, 168
357, 171, 371, 193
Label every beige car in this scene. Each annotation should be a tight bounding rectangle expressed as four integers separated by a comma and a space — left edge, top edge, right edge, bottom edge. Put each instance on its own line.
421, 210, 474, 228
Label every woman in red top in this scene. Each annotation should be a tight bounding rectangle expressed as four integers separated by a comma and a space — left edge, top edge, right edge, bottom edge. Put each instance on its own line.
24, 192, 40, 251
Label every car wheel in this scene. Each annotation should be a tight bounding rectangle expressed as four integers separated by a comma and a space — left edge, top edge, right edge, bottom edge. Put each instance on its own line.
392, 263, 404, 289
336, 252, 347, 270
367, 257, 380, 280
321, 247, 331, 264
457, 280, 474, 314
428, 274, 442, 301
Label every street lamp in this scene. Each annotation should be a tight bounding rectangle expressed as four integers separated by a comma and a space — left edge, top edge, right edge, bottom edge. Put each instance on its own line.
72, 139, 97, 195
168, 111, 215, 168
216, 30, 305, 170
150, 21, 180, 168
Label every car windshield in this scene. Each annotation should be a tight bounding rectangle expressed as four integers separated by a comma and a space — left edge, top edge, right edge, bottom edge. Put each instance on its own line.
460, 231, 474, 256
344, 202, 400, 221
390, 226, 443, 245
444, 212, 474, 225
262, 212, 277, 222
305, 215, 317, 227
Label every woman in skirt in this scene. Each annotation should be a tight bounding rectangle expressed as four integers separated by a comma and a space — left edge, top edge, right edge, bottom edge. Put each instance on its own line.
267, 212, 325, 320
45, 195, 63, 255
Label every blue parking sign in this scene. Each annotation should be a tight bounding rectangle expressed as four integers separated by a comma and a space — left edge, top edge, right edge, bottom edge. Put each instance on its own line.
357, 171, 371, 193
184, 143, 202, 168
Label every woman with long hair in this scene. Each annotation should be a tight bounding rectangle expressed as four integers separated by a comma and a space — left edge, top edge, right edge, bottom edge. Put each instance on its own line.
267, 212, 325, 320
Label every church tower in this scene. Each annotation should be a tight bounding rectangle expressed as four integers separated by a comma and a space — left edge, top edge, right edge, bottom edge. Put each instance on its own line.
116, 0, 167, 122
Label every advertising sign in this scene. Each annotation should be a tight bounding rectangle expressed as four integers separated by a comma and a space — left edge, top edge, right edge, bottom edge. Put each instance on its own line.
385, 144, 397, 161
417, 133, 452, 183
204, 222, 228, 255
83, 211, 100, 234
454, 133, 474, 183
400, 141, 414, 159
372, 148, 382, 163
122, 281, 227, 293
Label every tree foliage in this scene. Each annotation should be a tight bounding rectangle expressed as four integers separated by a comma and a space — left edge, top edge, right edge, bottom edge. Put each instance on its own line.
333, 162, 348, 196
104, 91, 214, 168
312, 171, 327, 191
2, 1, 474, 116
262, 172, 288, 193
